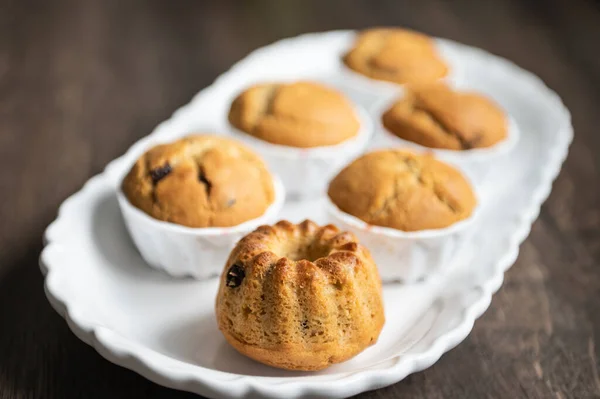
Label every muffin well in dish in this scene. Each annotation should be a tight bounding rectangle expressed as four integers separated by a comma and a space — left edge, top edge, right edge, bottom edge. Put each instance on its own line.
227, 81, 371, 197
327, 149, 477, 282
118, 134, 284, 279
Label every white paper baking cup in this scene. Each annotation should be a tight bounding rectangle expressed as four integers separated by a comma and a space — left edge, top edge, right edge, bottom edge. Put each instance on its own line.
228, 106, 372, 198
116, 176, 285, 279
336, 38, 463, 96
370, 94, 520, 184
325, 184, 480, 283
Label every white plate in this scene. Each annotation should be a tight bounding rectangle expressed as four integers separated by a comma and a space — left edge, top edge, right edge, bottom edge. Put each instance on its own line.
40, 31, 572, 398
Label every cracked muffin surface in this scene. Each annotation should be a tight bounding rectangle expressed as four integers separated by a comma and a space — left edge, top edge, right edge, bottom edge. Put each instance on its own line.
382, 84, 508, 150
121, 135, 275, 228
328, 149, 476, 231
343, 28, 448, 85
228, 81, 360, 148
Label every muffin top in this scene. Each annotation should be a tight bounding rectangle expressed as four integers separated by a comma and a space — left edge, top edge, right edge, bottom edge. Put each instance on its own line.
382, 84, 508, 150
328, 149, 476, 231
228, 81, 360, 148
343, 28, 448, 85
121, 135, 275, 228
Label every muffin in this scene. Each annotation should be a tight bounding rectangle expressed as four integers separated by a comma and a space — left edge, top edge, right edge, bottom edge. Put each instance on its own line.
326, 149, 477, 282
228, 81, 360, 148
215, 220, 385, 371
227, 81, 371, 197
117, 135, 285, 279
381, 83, 508, 150
122, 135, 275, 228
328, 149, 476, 231
343, 28, 448, 85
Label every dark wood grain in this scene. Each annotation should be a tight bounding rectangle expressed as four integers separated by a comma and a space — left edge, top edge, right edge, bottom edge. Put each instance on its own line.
0, 0, 598, 398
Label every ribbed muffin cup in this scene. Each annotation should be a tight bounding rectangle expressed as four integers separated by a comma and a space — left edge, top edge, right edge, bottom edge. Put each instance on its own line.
228, 106, 372, 199
116, 176, 285, 279
371, 95, 520, 185
324, 191, 480, 283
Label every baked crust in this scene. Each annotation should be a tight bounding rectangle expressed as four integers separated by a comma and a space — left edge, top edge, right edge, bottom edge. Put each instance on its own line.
328, 149, 477, 231
343, 28, 448, 84
228, 81, 360, 148
121, 135, 275, 228
215, 220, 385, 371
382, 84, 508, 149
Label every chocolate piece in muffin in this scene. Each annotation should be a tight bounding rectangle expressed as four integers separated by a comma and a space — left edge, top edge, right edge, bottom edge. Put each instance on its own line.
121, 135, 275, 228
343, 28, 448, 85
228, 81, 360, 148
382, 84, 508, 150
328, 149, 476, 231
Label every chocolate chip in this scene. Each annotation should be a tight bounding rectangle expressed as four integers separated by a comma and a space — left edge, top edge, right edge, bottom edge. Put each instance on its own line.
226, 198, 236, 208
226, 263, 245, 288
463, 132, 484, 150
301, 320, 309, 330
150, 164, 172, 184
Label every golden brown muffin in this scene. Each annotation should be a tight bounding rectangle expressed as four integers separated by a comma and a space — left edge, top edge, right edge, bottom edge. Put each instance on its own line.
121, 135, 275, 228
382, 84, 508, 150
215, 220, 385, 371
328, 150, 476, 231
228, 81, 360, 148
343, 28, 448, 85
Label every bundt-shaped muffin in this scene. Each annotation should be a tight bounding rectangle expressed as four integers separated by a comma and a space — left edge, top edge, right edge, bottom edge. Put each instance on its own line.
215, 220, 385, 371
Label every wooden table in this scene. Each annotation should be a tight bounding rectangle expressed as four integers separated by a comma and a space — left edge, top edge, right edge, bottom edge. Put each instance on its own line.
1, 0, 599, 398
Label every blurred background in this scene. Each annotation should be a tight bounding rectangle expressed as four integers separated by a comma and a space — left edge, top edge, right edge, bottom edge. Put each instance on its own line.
1, 0, 599, 398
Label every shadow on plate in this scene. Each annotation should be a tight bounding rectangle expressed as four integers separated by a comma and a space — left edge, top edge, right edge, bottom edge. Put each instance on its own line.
156, 313, 317, 378
90, 190, 181, 282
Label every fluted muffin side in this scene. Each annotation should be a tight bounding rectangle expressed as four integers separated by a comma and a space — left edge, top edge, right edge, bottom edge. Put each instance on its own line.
215, 220, 385, 371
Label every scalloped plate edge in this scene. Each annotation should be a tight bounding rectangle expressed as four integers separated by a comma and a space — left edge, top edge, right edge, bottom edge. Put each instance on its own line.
40, 30, 573, 399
